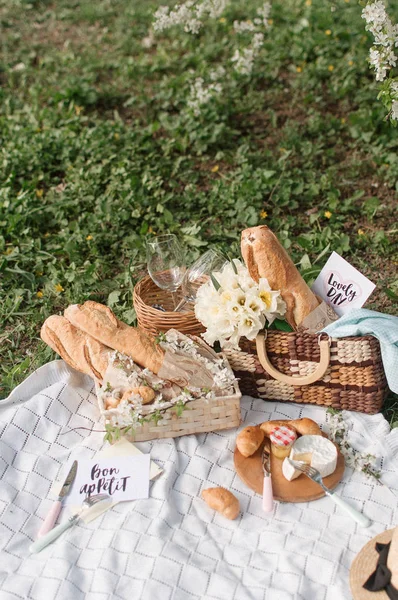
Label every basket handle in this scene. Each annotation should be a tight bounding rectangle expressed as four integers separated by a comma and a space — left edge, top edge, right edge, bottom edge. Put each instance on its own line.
255, 332, 331, 386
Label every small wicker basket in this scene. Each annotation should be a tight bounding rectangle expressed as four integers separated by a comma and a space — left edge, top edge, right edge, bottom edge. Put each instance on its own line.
133, 275, 205, 337
97, 357, 241, 443
127, 386, 241, 442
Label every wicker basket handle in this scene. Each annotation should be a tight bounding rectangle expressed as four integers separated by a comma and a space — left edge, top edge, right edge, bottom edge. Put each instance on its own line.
255, 332, 331, 386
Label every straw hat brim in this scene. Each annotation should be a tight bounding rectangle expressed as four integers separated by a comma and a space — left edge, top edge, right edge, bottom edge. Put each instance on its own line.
350, 529, 395, 600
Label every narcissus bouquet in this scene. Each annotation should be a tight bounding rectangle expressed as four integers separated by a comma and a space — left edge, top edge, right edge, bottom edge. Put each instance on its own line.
194, 259, 286, 348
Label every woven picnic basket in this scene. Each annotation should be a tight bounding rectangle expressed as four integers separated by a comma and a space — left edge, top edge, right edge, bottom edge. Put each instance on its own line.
127, 386, 241, 442
133, 275, 205, 337
223, 330, 388, 414
97, 356, 241, 443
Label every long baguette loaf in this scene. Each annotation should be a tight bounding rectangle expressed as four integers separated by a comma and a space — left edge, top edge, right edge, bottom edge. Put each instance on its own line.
64, 301, 164, 374
41, 315, 110, 381
64, 302, 217, 389
241, 226, 319, 329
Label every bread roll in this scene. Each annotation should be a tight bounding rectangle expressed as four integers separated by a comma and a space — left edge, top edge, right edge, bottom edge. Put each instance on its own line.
260, 418, 321, 437
202, 488, 240, 520
291, 418, 322, 437
105, 386, 156, 409
241, 226, 319, 329
121, 387, 156, 405
236, 426, 264, 457
64, 301, 164, 373
41, 315, 110, 381
260, 420, 292, 436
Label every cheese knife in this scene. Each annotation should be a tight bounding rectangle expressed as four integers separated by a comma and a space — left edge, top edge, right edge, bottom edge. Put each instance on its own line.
262, 440, 274, 513
37, 460, 78, 538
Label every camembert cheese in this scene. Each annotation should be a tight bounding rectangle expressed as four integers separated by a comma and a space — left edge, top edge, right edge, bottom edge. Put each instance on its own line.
282, 435, 337, 481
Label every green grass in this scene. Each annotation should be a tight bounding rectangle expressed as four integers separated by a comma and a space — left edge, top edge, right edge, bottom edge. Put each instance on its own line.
0, 0, 397, 420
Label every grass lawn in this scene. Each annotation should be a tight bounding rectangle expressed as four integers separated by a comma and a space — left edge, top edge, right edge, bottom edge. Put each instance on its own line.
1, 0, 397, 419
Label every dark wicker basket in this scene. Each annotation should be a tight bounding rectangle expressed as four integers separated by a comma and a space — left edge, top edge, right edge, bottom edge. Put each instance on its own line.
223, 330, 389, 414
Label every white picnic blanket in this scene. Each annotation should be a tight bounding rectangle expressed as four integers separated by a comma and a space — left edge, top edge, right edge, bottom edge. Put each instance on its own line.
1, 360, 398, 600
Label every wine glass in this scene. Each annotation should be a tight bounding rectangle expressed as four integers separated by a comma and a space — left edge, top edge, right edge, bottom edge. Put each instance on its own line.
146, 234, 186, 308
174, 248, 228, 312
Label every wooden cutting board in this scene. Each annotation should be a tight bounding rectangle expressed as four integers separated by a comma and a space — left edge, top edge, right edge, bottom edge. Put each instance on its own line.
234, 433, 345, 503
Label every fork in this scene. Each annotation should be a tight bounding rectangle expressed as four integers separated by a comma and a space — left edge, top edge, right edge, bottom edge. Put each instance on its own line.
291, 460, 371, 528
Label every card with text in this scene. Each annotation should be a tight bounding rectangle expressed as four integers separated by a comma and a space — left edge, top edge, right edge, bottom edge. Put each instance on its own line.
311, 251, 376, 316
63, 454, 150, 505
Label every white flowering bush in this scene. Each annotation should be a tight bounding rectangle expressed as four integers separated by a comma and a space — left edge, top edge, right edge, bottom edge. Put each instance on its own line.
362, 0, 398, 121
152, 0, 272, 115
195, 259, 286, 348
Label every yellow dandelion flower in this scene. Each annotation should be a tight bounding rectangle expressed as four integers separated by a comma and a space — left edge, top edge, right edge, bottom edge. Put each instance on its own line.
348, 60, 354, 66
148, 226, 156, 234
36, 189, 44, 198
260, 210, 268, 219
44, 232, 50, 238
325, 29, 332, 35
268, 19, 273, 25
54, 283, 64, 293
341, 117, 346, 124
345, 0, 350, 3
305, 0, 312, 6
36, 290, 44, 298
328, 65, 334, 72
114, 133, 120, 140
211, 165, 219, 173
219, 17, 226, 23
74, 105, 83, 116
296, 66, 302, 73
358, 229, 365, 236
86, 235, 93, 241
324, 210, 332, 219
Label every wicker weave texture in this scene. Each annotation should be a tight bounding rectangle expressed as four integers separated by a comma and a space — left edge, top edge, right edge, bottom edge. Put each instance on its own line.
223, 331, 388, 414
127, 386, 241, 442
133, 275, 205, 337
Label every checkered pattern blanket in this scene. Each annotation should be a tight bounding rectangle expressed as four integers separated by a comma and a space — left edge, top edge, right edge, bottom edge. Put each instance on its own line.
1, 360, 398, 600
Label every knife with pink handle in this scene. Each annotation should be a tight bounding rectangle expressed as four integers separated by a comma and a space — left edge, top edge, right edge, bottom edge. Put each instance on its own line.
262, 442, 274, 513
37, 460, 78, 538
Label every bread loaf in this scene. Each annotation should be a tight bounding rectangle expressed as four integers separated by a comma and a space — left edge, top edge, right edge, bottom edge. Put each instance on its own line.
241, 226, 319, 329
202, 487, 240, 520
41, 315, 110, 381
236, 426, 264, 457
64, 301, 164, 374
65, 303, 216, 389
260, 418, 321, 437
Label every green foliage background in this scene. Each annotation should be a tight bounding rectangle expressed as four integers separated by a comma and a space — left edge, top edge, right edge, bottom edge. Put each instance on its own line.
0, 0, 397, 418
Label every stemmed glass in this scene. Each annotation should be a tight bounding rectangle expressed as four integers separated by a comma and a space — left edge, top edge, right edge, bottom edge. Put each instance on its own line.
146, 234, 186, 308
174, 248, 228, 312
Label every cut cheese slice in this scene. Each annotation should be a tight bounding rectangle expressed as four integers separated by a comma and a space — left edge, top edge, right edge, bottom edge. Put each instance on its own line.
282, 435, 338, 482
282, 457, 305, 481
